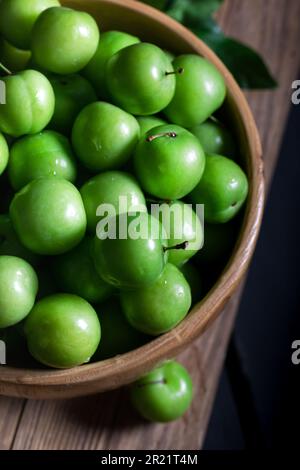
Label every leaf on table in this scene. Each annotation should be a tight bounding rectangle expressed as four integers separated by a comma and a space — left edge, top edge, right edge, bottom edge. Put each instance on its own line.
167, 0, 224, 22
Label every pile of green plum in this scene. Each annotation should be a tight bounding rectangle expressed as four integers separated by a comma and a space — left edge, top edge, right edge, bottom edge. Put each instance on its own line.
0, 0, 249, 419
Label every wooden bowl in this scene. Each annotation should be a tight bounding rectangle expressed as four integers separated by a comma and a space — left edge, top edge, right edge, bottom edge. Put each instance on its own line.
0, 0, 264, 399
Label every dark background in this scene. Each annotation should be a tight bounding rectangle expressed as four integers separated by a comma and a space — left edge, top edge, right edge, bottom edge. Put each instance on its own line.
203, 103, 300, 449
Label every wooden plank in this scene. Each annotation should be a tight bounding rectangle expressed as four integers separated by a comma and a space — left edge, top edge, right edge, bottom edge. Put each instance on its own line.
0, 398, 24, 450
3, 0, 300, 450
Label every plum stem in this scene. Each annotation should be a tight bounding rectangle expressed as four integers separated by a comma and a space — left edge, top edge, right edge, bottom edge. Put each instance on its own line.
136, 379, 167, 388
146, 131, 177, 142
165, 67, 184, 76
0, 62, 12, 75
163, 241, 189, 252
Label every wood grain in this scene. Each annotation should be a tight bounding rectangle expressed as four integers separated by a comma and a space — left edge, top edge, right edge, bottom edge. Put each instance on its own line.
0, 398, 24, 449
1, 0, 300, 449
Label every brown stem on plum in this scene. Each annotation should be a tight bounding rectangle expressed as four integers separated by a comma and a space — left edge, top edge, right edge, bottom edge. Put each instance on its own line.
137, 379, 167, 388
165, 67, 184, 76
146, 131, 177, 142
163, 241, 189, 252
0, 62, 12, 75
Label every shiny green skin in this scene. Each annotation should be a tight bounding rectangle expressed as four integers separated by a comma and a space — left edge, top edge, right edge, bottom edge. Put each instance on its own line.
165, 55, 226, 127
31, 7, 100, 74
49, 74, 97, 135
156, 200, 203, 267
0, 256, 38, 328
190, 154, 248, 223
0, 132, 9, 175
180, 263, 202, 305
54, 237, 113, 304
0, 37, 31, 72
121, 263, 191, 336
134, 124, 205, 199
25, 294, 101, 368
80, 171, 147, 234
0, 0, 60, 49
131, 360, 193, 422
8, 130, 77, 190
10, 177, 87, 255
190, 119, 236, 158
83, 30, 140, 99
94, 212, 167, 289
106, 43, 176, 115
94, 297, 148, 360
0, 70, 55, 137
196, 222, 236, 265
0, 214, 38, 264
136, 116, 167, 135
72, 102, 140, 171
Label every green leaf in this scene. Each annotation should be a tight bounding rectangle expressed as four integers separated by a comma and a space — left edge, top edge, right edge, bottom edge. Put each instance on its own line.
166, 0, 223, 22
199, 31, 277, 89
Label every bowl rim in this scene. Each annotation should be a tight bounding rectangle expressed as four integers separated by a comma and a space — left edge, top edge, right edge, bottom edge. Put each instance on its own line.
0, 0, 264, 398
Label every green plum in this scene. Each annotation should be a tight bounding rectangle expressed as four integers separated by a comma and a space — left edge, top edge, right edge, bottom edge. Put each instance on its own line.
131, 360, 193, 422
134, 124, 205, 199
83, 30, 140, 99
0, 255, 38, 328
31, 7, 100, 74
0, 214, 38, 264
0, 70, 55, 137
8, 130, 77, 190
94, 212, 166, 289
154, 200, 203, 267
25, 293, 101, 368
0, 37, 31, 72
121, 263, 191, 335
54, 237, 113, 304
106, 42, 176, 115
72, 102, 140, 171
190, 118, 236, 158
0, 132, 9, 175
136, 115, 167, 135
80, 171, 147, 234
94, 297, 148, 360
0, 0, 60, 49
48, 74, 97, 135
180, 263, 202, 304
189, 154, 248, 223
165, 55, 226, 127
10, 176, 87, 255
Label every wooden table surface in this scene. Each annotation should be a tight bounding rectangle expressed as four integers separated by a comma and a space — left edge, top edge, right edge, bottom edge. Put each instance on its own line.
1, 0, 300, 451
